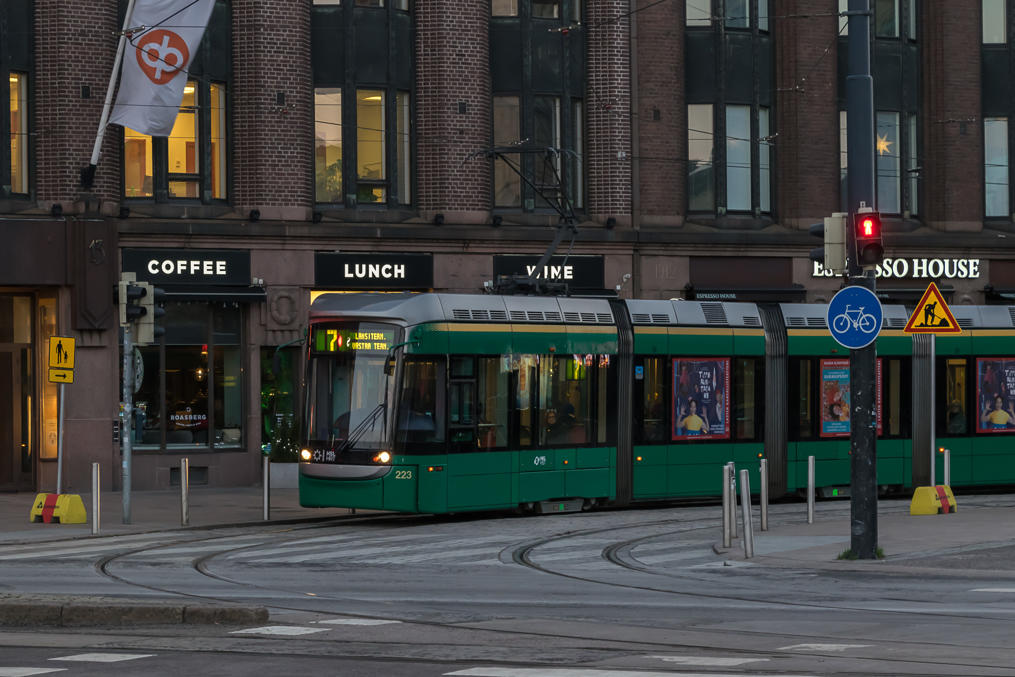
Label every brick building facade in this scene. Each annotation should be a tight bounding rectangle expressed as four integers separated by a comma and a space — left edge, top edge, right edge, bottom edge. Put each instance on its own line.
2, 0, 1014, 492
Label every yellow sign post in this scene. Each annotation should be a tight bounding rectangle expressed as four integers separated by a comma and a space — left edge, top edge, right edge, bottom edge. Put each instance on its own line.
904, 282, 959, 508
48, 336, 76, 384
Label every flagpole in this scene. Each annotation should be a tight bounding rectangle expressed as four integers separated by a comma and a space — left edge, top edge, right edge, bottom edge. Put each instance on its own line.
82, 0, 138, 188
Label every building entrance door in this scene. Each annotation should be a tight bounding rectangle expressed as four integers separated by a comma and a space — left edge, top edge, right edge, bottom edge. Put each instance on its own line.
0, 294, 35, 491
0, 348, 32, 490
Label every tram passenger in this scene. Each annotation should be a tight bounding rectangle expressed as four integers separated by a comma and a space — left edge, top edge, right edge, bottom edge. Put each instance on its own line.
947, 400, 967, 434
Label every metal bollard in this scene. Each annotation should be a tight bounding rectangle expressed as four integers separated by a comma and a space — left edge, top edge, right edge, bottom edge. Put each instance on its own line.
727, 462, 738, 539
739, 469, 754, 559
760, 458, 769, 531
721, 464, 731, 548
807, 455, 815, 524
180, 458, 190, 526
91, 462, 100, 535
943, 448, 951, 486
263, 455, 270, 521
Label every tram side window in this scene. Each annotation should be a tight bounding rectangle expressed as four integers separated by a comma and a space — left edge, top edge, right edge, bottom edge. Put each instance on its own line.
790, 358, 815, 440
943, 358, 968, 435
512, 354, 538, 447
478, 357, 509, 448
539, 355, 592, 446
733, 358, 763, 441
881, 358, 911, 438
396, 357, 446, 448
636, 357, 668, 443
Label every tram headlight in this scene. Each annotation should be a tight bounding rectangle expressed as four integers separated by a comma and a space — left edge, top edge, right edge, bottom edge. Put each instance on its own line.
373, 450, 391, 464
300, 448, 312, 461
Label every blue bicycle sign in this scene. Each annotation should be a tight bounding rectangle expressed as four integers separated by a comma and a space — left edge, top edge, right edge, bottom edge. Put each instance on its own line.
827, 286, 883, 350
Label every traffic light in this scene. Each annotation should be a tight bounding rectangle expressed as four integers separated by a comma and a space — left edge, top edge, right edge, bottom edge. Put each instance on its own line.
808, 212, 847, 275
854, 209, 884, 267
137, 285, 166, 346
117, 279, 147, 327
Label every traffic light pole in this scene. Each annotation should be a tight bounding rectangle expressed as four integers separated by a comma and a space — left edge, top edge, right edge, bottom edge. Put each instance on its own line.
846, 0, 878, 559
122, 324, 133, 524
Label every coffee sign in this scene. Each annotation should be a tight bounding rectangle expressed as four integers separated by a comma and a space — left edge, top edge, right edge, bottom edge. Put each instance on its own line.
813, 258, 981, 280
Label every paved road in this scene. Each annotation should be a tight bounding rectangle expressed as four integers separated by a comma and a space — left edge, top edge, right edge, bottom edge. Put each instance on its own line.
2, 496, 1015, 675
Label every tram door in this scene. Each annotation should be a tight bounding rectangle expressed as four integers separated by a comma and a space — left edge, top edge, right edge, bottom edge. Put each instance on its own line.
0, 295, 34, 490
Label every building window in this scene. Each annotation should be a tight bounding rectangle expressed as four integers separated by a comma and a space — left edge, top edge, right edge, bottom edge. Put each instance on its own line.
725, 0, 768, 30
726, 105, 751, 211
984, 0, 1007, 43
313, 88, 411, 206
876, 111, 901, 214
123, 80, 228, 202
490, 0, 584, 214
687, 0, 711, 26
357, 89, 386, 204
492, 0, 518, 15
9, 72, 28, 195
687, 104, 714, 211
133, 303, 243, 449
985, 117, 1009, 218
841, 110, 917, 215
315, 89, 342, 203
689, 104, 770, 214
493, 96, 521, 207
875, 0, 898, 37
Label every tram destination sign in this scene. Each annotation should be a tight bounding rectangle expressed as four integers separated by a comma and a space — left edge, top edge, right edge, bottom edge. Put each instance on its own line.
312, 327, 395, 353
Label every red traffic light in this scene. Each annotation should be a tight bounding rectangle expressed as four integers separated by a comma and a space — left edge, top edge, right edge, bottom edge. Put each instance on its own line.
853, 211, 884, 267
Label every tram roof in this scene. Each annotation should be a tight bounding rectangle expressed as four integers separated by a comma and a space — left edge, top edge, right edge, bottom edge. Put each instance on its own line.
309, 292, 616, 326
624, 299, 762, 328
779, 303, 1015, 330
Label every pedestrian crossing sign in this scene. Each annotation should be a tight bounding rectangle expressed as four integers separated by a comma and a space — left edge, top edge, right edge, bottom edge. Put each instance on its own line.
48, 336, 76, 369
904, 282, 961, 334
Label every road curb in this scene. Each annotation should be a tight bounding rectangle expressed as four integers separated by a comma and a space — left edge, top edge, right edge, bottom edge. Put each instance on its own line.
0, 597, 268, 627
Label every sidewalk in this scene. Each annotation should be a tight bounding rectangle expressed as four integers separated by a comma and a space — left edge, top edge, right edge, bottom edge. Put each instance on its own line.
3, 486, 1015, 574
718, 495, 1015, 576
0, 486, 355, 544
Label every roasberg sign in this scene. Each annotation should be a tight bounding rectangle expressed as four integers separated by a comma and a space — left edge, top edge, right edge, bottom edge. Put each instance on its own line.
812, 258, 981, 279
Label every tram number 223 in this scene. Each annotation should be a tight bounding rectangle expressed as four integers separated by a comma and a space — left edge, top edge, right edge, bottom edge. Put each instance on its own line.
395, 470, 413, 480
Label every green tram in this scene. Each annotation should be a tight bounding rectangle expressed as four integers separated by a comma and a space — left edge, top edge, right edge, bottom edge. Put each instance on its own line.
298, 292, 1015, 514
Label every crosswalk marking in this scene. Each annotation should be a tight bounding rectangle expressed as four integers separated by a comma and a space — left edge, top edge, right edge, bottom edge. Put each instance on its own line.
648, 655, 769, 666
314, 619, 401, 626
971, 588, 1015, 593
0, 537, 172, 561
0, 669, 66, 676
777, 643, 869, 652
245, 534, 510, 564
50, 654, 153, 663
230, 626, 328, 636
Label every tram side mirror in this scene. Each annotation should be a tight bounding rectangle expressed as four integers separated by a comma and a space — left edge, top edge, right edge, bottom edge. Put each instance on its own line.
384, 357, 397, 375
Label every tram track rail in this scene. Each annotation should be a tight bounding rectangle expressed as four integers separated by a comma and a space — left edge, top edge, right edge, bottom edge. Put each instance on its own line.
47, 501, 1015, 676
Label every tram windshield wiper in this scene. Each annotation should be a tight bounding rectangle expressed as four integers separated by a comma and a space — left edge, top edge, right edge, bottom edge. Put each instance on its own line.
337, 402, 386, 454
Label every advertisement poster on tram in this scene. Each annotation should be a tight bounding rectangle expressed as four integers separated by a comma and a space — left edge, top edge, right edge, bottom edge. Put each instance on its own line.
820, 359, 882, 438
672, 358, 730, 440
976, 358, 1015, 432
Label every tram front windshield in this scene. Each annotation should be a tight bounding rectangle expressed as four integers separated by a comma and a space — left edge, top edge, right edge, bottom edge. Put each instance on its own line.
306, 323, 399, 450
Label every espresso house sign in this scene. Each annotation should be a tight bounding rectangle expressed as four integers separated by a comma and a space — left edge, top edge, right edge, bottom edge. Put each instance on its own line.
813, 257, 981, 280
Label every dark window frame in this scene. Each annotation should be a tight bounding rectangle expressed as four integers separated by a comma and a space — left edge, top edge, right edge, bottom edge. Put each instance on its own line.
490, 0, 585, 214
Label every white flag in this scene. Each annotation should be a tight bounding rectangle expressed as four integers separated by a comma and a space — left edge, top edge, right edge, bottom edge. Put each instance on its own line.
108, 0, 216, 137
